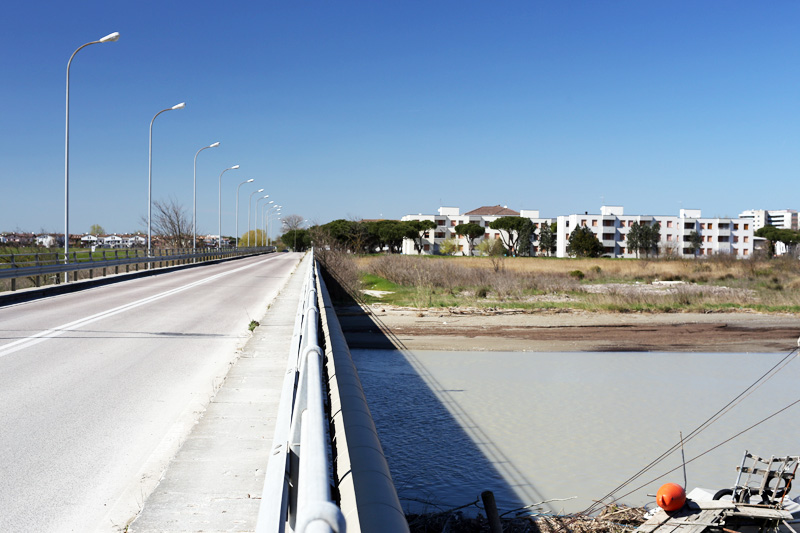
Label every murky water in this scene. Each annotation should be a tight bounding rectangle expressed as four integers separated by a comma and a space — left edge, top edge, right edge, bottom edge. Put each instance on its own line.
350, 349, 800, 516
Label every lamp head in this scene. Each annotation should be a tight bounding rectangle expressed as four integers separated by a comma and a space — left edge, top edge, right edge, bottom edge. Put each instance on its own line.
172, 102, 186, 110
257, 189, 264, 193
100, 32, 120, 43
231, 164, 240, 170
209, 142, 220, 148
246, 179, 254, 183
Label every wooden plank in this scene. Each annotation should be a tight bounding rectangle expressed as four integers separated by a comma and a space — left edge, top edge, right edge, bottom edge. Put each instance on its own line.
730, 506, 793, 520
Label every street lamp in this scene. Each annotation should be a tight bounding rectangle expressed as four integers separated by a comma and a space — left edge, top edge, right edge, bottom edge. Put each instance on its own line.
235, 178, 254, 248
64, 31, 120, 280
267, 205, 281, 246
250, 192, 267, 246
193, 141, 220, 252
218, 165, 239, 249
148, 102, 186, 256
259, 200, 274, 245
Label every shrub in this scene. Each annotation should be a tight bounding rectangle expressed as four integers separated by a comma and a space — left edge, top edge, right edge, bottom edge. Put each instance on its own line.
569, 270, 585, 280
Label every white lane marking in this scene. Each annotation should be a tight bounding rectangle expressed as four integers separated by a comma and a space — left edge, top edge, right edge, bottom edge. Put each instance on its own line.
0, 256, 277, 359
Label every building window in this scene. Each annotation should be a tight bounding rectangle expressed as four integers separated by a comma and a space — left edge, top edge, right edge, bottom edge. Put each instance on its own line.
744, 223, 749, 230
667, 220, 673, 228
733, 236, 739, 243
700, 223, 705, 230
666, 235, 672, 241
734, 224, 739, 230
744, 249, 749, 256
592, 220, 598, 227
744, 236, 749, 243
708, 223, 713, 230
581, 219, 587, 226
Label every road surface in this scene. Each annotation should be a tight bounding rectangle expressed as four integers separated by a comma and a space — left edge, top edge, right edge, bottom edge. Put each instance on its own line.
0, 252, 301, 532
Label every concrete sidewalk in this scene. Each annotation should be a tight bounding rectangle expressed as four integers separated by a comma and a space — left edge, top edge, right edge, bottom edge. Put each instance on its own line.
129, 254, 308, 533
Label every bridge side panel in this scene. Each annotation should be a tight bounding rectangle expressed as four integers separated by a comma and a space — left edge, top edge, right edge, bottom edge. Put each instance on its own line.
316, 273, 409, 533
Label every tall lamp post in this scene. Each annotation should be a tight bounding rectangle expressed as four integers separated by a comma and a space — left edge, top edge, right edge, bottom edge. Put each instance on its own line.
64, 31, 120, 280
218, 165, 239, 249
235, 178, 254, 248
249, 191, 266, 246
193, 141, 220, 252
259, 200, 274, 246
148, 102, 186, 256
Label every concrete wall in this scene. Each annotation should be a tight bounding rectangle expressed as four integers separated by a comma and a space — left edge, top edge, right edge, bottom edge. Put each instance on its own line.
316, 273, 409, 533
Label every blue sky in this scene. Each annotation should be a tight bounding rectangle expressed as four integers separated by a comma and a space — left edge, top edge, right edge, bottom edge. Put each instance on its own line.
1, 1, 799, 236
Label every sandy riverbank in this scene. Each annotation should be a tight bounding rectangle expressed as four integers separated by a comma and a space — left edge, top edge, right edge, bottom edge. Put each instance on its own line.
336, 305, 800, 353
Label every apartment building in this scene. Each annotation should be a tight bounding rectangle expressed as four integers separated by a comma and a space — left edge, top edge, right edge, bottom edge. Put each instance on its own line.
401, 205, 553, 255
556, 206, 755, 258
738, 209, 798, 231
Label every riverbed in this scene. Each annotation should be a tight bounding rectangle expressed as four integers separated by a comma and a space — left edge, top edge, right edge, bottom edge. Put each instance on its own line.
350, 349, 800, 516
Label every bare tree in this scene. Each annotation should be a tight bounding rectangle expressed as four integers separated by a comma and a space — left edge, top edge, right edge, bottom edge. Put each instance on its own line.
141, 197, 192, 248
281, 214, 304, 233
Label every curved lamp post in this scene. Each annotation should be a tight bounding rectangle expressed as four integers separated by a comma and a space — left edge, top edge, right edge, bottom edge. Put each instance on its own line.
235, 178, 254, 248
64, 31, 119, 279
193, 141, 220, 252
218, 165, 239, 249
259, 200, 274, 245
248, 190, 265, 246
148, 102, 186, 255
256, 196, 272, 246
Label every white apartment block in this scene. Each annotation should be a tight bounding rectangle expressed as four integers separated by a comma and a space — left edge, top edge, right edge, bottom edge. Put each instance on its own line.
556, 206, 755, 258
401, 206, 553, 256
737, 209, 798, 231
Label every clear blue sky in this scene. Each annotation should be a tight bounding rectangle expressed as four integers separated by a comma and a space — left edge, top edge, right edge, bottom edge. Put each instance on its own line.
2, 1, 799, 236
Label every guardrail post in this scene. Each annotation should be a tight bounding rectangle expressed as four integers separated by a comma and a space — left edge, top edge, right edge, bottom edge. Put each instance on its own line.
35, 253, 41, 287
10, 254, 16, 291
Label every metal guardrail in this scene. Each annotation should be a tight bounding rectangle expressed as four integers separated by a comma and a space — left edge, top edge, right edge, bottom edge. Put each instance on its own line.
0, 247, 275, 291
257, 250, 345, 533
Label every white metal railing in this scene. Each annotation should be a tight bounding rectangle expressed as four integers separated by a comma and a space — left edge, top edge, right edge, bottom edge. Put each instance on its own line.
257, 250, 345, 533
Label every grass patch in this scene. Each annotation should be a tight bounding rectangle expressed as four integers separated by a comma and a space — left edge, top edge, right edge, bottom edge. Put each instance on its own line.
350, 254, 800, 314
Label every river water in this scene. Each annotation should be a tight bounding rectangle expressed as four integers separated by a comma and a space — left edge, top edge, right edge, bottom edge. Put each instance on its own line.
350, 349, 800, 516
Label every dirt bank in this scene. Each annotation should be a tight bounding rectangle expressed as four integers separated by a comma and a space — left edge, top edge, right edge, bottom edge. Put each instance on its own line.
336, 305, 800, 353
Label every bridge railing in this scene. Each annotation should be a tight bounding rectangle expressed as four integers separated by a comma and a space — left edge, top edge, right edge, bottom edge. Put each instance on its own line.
257, 250, 345, 533
257, 250, 407, 533
0, 246, 274, 291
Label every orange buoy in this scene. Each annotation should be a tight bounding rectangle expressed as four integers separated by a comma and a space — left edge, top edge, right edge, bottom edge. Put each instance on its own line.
656, 483, 686, 511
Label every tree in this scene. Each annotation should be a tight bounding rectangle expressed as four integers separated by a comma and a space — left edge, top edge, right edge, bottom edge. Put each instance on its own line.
438, 238, 459, 255
538, 222, 557, 256
755, 225, 800, 257
240, 229, 266, 247
516, 219, 537, 257
89, 224, 105, 235
281, 229, 310, 251
454, 223, 485, 256
566, 225, 603, 257
281, 214, 304, 233
686, 230, 702, 257
627, 221, 660, 258
476, 238, 506, 257
489, 216, 527, 256
406, 220, 437, 254
144, 197, 191, 248
372, 220, 408, 253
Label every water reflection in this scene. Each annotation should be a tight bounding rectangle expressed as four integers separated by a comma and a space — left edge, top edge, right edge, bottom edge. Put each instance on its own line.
351, 349, 800, 515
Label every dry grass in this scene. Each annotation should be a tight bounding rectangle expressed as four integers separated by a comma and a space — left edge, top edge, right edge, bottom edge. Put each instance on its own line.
406, 503, 646, 533
354, 254, 800, 313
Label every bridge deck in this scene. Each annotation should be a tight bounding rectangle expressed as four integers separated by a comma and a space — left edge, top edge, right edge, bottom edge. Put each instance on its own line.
130, 254, 308, 532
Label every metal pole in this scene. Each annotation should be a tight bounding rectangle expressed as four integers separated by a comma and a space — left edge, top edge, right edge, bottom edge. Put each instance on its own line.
218, 165, 239, 249
235, 179, 253, 249
193, 142, 219, 253
148, 102, 185, 258
65, 32, 119, 282
249, 190, 265, 248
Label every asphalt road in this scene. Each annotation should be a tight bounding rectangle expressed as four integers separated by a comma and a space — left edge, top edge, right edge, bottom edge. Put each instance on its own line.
0, 252, 302, 533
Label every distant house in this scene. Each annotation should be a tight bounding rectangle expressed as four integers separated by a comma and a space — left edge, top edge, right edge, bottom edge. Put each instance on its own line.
122, 234, 146, 248
101, 234, 123, 248
80, 234, 99, 247
35, 234, 60, 248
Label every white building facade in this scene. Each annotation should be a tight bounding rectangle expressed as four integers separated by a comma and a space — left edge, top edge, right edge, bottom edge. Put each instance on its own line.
401, 206, 553, 256
737, 209, 798, 231
556, 206, 755, 258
